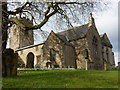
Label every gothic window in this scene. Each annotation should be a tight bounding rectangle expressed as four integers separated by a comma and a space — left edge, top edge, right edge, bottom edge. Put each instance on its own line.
92, 36, 98, 58
106, 48, 109, 61
85, 49, 89, 59
50, 49, 56, 61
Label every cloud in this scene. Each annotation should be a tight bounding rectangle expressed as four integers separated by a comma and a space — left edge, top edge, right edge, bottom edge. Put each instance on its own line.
95, 14, 118, 51
114, 51, 119, 66
95, 0, 118, 66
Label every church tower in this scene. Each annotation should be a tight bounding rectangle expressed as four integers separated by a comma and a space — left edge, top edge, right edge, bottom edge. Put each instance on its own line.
10, 17, 34, 50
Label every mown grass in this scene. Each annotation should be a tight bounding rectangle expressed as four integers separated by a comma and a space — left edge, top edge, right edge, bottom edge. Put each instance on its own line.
2, 70, 118, 88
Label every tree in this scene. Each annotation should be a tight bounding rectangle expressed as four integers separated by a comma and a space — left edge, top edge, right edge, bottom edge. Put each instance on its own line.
1, 0, 110, 51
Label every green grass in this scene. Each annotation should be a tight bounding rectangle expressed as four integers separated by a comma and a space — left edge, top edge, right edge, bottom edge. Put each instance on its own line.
2, 70, 118, 88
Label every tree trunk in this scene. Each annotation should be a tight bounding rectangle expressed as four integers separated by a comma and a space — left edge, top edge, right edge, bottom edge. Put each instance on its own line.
2, 2, 8, 51
2, 2, 8, 76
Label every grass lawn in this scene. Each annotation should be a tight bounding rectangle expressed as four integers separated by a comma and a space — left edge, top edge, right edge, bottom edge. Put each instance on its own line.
2, 70, 118, 88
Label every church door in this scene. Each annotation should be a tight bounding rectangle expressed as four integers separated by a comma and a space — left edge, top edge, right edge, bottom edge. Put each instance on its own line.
26, 52, 34, 68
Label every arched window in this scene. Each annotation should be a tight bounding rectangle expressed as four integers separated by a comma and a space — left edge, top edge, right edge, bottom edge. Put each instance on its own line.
50, 49, 56, 61
106, 48, 109, 61
92, 36, 98, 58
85, 49, 89, 59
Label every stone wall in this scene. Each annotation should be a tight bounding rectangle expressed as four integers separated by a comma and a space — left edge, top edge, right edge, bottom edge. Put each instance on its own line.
10, 18, 34, 50
69, 25, 104, 70
10, 24, 21, 50
19, 28, 34, 48
102, 46, 115, 70
63, 45, 76, 68
86, 25, 104, 70
16, 44, 43, 68
70, 38, 87, 69
42, 32, 64, 68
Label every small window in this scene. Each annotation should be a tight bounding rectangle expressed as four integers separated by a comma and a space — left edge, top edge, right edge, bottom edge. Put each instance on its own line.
85, 49, 89, 59
50, 49, 56, 61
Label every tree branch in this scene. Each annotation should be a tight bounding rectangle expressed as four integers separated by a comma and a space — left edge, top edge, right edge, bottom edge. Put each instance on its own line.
9, 18, 25, 28
8, 1, 103, 31
25, 8, 58, 30
8, 2, 31, 15
47, 2, 87, 5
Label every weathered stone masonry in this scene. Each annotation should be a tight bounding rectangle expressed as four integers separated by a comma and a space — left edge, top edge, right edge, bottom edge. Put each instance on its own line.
9, 14, 115, 70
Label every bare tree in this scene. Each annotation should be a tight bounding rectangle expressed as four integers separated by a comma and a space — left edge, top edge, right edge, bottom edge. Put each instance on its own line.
2, 0, 110, 51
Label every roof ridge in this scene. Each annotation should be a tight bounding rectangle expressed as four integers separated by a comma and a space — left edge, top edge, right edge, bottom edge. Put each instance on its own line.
56, 23, 89, 34
15, 43, 44, 51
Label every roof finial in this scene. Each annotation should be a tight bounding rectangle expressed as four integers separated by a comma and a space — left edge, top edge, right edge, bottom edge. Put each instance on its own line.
88, 13, 95, 26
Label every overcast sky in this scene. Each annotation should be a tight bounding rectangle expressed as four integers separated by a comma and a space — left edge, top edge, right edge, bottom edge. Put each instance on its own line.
95, 0, 118, 66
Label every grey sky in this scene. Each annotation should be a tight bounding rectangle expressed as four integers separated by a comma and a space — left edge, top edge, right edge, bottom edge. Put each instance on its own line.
95, 0, 118, 66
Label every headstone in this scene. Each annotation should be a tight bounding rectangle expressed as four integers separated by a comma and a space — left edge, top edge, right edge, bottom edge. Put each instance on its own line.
2, 49, 18, 77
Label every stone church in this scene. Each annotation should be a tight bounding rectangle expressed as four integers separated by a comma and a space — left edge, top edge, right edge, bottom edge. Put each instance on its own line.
9, 14, 115, 70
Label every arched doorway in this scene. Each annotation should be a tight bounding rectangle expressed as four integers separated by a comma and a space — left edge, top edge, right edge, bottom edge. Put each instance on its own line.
26, 52, 34, 68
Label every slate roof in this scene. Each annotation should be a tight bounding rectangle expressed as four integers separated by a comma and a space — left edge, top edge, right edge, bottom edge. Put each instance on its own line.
56, 24, 89, 42
100, 33, 112, 48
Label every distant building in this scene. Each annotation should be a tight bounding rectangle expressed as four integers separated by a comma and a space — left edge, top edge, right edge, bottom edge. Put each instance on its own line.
10, 14, 115, 70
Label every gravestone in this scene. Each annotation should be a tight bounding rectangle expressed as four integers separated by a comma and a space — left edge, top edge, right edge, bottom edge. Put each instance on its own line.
2, 49, 18, 77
